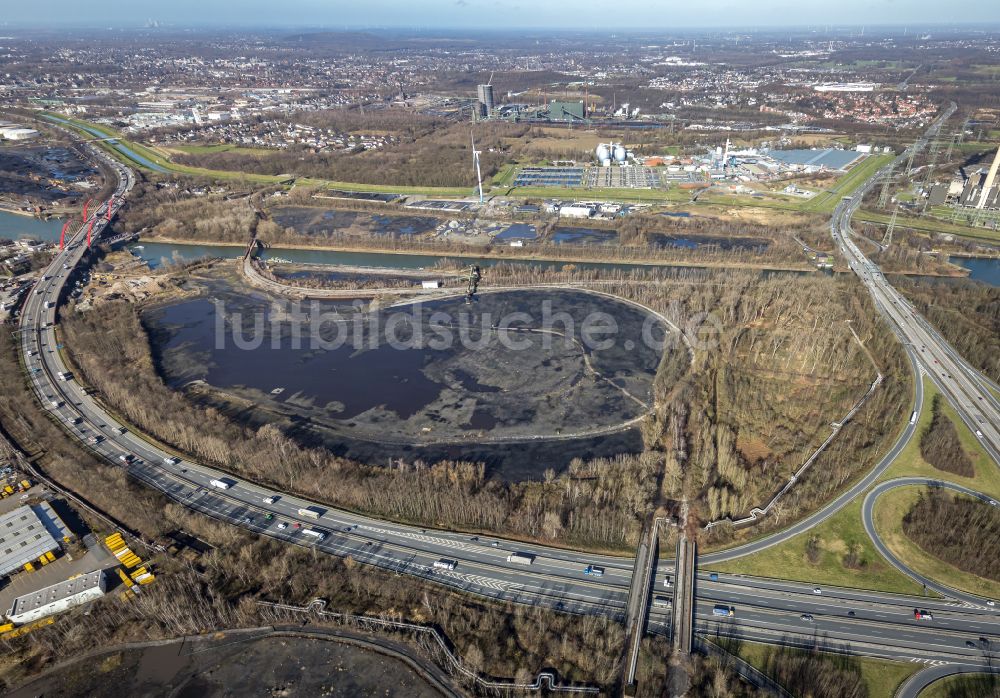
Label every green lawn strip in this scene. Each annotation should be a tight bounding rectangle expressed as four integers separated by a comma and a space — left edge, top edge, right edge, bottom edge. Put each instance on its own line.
928, 205, 1000, 227
919, 672, 1000, 698
877, 376, 1000, 500
731, 640, 919, 698
167, 144, 276, 156
693, 189, 803, 210
855, 210, 1000, 244
312, 180, 473, 196
803, 154, 895, 214
491, 163, 518, 187
707, 498, 926, 596
872, 485, 1000, 599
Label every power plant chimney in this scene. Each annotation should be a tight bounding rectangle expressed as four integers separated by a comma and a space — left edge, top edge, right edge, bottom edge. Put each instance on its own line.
976, 144, 1000, 209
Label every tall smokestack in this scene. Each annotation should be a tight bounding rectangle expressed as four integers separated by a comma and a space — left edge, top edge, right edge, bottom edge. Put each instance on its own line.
976, 144, 1000, 209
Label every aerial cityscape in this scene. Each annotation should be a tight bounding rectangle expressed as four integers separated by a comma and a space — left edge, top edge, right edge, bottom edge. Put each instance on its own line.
0, 3, 999, 697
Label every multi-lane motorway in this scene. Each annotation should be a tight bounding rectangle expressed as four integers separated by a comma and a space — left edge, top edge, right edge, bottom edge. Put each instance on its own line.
833, 103, 1000, 465
16, 117, 1000, 687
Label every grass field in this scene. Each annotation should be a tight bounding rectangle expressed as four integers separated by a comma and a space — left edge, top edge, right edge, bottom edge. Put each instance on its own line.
919, 672, 1000, 698
491, 163, 519, 187
877, 377, 1000, 500
166, 144, 276, 156
801, 154, 895, 214
928, 205, 1000, 227
872, 485, 1000, 599
731, 640, 919, 698
708, 497, 927, 596
856, 209, 1000, 244
867, 376, 1000, 599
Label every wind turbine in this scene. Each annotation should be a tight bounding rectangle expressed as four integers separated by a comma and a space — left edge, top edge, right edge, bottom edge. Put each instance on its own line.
471, 133, 484, 204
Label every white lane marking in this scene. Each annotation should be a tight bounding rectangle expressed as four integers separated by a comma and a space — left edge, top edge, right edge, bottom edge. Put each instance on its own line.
435, 569, 512, 593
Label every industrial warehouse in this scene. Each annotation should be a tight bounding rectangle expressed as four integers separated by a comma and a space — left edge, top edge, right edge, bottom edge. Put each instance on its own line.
506, 139, 876, 191
6, 569, 108, 625
0, 503, 70, 579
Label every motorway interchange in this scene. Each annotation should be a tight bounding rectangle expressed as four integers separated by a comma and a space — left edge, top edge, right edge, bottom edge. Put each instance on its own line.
16, 117, 1000, 691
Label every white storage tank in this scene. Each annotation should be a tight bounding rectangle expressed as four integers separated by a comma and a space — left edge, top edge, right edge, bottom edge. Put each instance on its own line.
613, 145, 627, 163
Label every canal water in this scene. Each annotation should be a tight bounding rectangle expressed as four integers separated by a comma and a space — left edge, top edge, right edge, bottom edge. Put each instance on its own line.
0, 210, 67, 243
41, 115, 171, 173
126, 239, 718, 275
950, 257, 1000, 287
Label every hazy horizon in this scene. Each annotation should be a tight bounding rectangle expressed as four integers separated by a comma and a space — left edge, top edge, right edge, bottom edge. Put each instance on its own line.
3, 0, 1000, 31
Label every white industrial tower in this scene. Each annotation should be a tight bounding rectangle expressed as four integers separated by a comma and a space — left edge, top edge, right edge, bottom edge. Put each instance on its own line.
471, 133, 484, 204
976, 144, 1000, 209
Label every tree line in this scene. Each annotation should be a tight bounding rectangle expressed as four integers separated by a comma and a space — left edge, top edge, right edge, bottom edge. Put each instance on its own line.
903, 488, 1000, 582
920, 394, 975, 477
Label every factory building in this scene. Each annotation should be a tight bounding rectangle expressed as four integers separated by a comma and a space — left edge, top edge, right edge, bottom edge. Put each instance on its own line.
545, 101, 586, 121
476, 84, 495, 119
6, 569, 108, 625
954, 146, 1000, 210
559, 204, 595, 219
0, 503, 71, 579
976, 145, 1000, 209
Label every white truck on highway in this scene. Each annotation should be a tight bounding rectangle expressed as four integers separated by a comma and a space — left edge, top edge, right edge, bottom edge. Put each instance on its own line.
507, 552, 535, 565
433, 558, 457, 571
209, 478, 236, 490
298, 506, 324, 520
301, 528, 326, 541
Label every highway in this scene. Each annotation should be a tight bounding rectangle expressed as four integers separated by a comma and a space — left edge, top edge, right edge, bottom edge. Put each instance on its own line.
15, 117, 1000, 685
832, 102, 1000, 467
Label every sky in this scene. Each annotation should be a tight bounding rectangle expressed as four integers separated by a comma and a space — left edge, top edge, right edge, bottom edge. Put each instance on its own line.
3, 0, 1000, 30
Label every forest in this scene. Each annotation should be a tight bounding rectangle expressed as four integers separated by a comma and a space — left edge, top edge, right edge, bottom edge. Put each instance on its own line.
891, 274, 1000, 383
902, 488, 1000, 582
920, 395, 975, 477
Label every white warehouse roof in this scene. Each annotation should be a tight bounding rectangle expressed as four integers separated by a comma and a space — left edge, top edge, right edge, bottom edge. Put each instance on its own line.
0, 503, 69, 578
7, 569, 107, 624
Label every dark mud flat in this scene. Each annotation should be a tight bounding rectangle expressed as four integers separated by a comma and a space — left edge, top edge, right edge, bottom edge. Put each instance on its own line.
647, 232, 768, 251
0, 146, 97, 201
144, 281, 671, 480
270, 206, 439, 237
272, 267, 423, 286
7, 635, 446, 698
